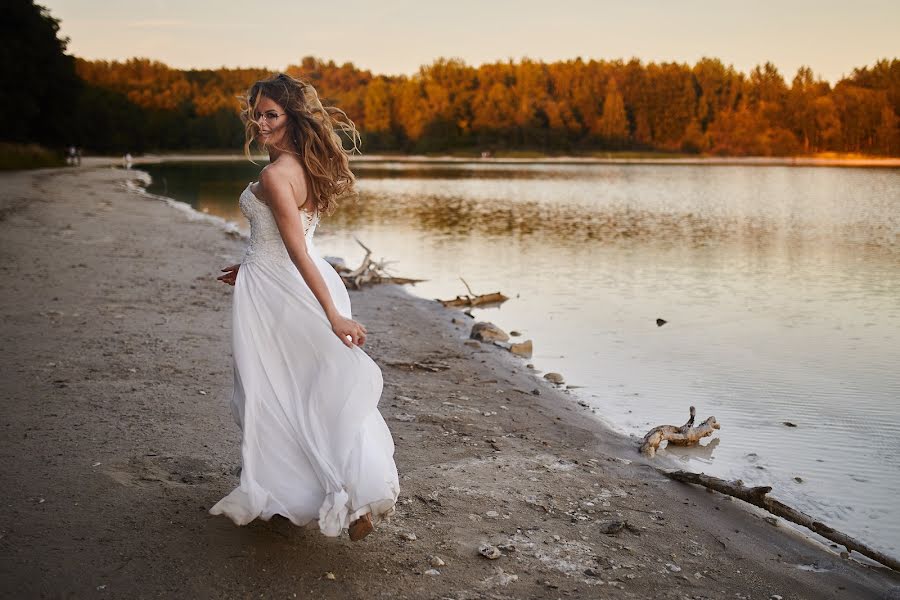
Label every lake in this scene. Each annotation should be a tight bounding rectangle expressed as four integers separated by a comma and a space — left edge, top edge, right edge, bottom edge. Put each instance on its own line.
142, 158, 900, 557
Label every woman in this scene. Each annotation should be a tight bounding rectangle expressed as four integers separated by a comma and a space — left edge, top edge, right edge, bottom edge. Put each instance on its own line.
211, 73, 399, 542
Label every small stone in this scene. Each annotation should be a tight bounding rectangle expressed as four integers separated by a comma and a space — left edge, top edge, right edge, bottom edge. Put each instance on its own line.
478, 543, 501, 559
324, 572, 335, 580
400, 532, 417, 541
531, 389, 541, 396
509, 339, 533, 358
770, 595, 784, 600
423, 569, 440, 576
394, 413, 416, 422
793, 476, 803, 483
598, 520, 626, 535
429, 555, 445, 567
783, 421, 797, 427
470, 322, 509, 343
198, 390, 207, 395
485, 510, 499, 518
543, 372, 564, 384
656, 318, 667, 327
526, 363, 534, 369
666, 563, 682, 572
463, 340, 480, 348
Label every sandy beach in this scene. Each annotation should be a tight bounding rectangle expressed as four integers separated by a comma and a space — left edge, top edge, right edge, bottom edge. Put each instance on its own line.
1, 165, 898, 599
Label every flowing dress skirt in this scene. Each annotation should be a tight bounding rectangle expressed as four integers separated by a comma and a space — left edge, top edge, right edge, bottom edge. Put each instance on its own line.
209, 248, 400, 536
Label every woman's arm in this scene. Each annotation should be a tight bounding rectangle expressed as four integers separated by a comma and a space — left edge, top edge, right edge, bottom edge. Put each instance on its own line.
260, 168, 366, 347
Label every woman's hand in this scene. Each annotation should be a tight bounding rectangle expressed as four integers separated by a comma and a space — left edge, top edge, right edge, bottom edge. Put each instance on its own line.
329, 314, 367, 348
217, 264, 240, 286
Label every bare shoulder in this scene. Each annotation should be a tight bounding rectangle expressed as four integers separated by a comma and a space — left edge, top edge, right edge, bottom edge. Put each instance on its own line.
259, 160, 309, 209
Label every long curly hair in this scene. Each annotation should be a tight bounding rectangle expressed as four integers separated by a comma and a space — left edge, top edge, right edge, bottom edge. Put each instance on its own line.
241, 73, 361, 216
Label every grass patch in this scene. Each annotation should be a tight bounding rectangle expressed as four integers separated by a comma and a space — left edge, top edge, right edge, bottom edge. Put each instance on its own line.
0, 143, 66, 170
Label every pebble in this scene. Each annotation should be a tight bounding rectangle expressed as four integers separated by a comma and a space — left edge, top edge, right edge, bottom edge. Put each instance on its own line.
423, 569, 440, 576
470, 322, 509, 343
400, 532, 417, 541
598, 520, 626, 535
429, 555, 445, 567
478, 543, 502, 559
666, 563, 682, 573
485, 510, 499, 518
509, 339, 533, 358
324, 572, 335, 580
543, 372, 564, 384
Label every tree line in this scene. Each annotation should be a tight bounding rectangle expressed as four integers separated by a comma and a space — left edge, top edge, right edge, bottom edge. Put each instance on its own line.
4, 0, 898, 156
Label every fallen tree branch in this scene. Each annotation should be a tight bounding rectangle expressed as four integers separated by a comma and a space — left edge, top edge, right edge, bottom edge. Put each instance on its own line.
658, 469, 900, 572
385, 360, 451, 372
438, 277, 509, 308
640, 406, 720, 456
332, 238, 425, 289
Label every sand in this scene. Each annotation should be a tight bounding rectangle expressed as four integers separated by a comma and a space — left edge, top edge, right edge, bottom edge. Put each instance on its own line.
1, 164, 897, 599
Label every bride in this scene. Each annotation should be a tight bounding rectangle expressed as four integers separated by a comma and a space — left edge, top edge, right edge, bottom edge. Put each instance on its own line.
211, 73, 399, 541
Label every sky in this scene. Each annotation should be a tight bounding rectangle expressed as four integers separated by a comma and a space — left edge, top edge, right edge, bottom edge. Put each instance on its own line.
43, 0, 899, 84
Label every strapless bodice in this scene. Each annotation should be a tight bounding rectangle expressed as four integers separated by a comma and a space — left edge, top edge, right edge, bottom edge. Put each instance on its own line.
239, 183, 320, 266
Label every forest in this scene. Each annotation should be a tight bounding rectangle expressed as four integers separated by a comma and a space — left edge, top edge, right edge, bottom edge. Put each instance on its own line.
4, 0, 899, 157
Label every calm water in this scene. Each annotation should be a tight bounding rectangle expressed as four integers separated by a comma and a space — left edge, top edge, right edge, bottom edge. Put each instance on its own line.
143, 160, 900, 556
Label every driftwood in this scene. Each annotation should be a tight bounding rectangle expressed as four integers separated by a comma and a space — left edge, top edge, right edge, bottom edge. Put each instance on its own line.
385, 360, 450, 372
640, 406, 720, 457
438, 278, 509, 308
659, 469, 900, 572
332, 238, 425, 289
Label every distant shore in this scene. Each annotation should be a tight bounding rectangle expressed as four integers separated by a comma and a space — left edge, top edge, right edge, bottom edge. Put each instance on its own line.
80, 151, 900, 169
1, 165, 898, 597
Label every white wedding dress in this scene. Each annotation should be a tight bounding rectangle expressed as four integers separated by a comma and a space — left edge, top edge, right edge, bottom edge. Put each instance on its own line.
210, 182, 400, 536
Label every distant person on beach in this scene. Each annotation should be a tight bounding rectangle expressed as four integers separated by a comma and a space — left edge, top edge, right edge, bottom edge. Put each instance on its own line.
66, 145, 75, 166
123, 153, 133, 170
212, 73, 398, 541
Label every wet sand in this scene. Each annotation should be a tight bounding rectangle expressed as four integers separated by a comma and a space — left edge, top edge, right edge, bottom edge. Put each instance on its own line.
1, 165, 897, 598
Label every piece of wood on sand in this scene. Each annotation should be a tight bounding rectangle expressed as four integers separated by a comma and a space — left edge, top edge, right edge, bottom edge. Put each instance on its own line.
438, 277, 509, 308
657, 469, 900, 572
334, 238, 425, 290
640, 406, 720, 457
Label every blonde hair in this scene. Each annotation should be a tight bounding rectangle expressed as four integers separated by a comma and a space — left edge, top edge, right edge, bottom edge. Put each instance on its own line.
241, 73, 361, 215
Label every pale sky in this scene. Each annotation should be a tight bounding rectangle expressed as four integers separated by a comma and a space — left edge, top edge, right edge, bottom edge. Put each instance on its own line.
43, 0, 899, 84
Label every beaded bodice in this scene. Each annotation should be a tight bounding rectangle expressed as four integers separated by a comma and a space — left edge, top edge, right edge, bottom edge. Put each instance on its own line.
239, 183, 320, 266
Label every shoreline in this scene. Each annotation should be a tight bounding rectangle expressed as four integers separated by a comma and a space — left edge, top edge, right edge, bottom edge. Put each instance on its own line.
1, 165, 897, 597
